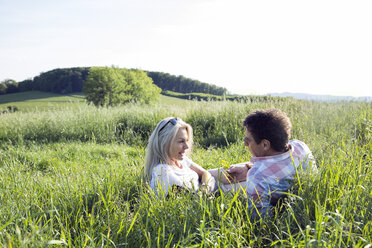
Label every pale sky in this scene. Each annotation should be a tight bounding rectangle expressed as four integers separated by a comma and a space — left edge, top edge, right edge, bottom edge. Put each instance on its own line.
1, 0, 371, 97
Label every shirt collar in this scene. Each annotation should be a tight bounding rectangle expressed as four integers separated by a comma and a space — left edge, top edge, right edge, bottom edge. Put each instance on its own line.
250, 144, 293, 163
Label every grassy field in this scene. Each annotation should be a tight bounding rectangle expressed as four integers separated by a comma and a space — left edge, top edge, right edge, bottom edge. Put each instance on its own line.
0, 91, 189, 112
0, 91, 86, 112
0, 91, 371, 247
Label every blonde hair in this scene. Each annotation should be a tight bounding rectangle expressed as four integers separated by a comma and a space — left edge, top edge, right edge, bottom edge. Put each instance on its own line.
144, 117, 193, 182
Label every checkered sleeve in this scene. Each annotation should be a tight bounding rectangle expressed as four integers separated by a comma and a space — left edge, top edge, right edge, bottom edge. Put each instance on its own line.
246, 167, 269, 213
246, 161, 294, 216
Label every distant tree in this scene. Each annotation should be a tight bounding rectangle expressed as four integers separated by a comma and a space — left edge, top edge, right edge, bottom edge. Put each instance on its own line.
5, 79, 19, 93
0, 79, 19, 94
83, 67, 115, 106
0, 81, 7, 95
83, 67, 161, 107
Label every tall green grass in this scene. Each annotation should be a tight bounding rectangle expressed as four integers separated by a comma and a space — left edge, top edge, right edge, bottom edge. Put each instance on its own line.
0, 98, 371, 247
1, 99, 370, 149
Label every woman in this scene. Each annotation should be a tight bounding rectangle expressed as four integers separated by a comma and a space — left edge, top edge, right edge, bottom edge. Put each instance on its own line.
144, 117, 216, 196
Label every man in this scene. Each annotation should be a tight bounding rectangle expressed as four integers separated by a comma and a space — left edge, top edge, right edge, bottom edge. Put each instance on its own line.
210, 109, 317, 216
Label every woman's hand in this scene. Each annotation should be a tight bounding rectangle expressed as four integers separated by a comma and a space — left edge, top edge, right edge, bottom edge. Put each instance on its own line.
190, 162, 213, 191
200, 171, 216, 193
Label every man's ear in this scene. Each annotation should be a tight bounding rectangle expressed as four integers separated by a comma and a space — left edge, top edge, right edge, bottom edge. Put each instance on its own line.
262, 139, 271, 151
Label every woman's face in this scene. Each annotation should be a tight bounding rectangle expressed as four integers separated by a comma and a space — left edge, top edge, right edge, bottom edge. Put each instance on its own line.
169, 127, 189, 161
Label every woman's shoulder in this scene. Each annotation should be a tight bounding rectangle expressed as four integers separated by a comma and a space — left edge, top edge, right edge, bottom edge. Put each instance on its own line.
152, 163, 170, 172
152, 157, 193, 173
181, 156, 193, 167
151, 164, 172, 177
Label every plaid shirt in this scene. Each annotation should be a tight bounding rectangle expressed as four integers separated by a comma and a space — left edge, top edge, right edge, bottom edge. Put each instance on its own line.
246, 139, 317, 216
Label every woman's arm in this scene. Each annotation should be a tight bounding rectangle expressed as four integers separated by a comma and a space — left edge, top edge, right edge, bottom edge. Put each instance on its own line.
189, 162, 207, 181
208, 167, 234, 184
189, 163, 215, 191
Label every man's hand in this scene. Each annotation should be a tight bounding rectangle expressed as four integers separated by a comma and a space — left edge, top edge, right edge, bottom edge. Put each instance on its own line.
226, 162, 253, 182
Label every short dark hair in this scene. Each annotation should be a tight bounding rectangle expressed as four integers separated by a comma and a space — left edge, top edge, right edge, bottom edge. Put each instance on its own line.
243, 109, 292, 152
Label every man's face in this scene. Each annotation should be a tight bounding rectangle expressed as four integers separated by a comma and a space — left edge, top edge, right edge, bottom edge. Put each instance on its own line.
244, 128, 265, 157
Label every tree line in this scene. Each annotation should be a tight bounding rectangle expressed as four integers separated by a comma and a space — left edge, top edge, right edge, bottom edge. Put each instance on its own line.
146, 71, 227, 95
162, 90, 286, 103
0, 67, 90, 95
0, 67, 228, 96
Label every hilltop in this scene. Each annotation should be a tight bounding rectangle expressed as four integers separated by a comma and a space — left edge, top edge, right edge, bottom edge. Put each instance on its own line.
0, 67, 228, 96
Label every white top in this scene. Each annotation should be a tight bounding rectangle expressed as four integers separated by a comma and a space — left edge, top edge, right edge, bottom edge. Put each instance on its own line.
150, 156, 200, 196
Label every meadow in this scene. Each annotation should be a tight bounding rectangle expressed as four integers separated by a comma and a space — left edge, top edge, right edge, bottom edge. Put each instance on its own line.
0, 91, 371, 247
